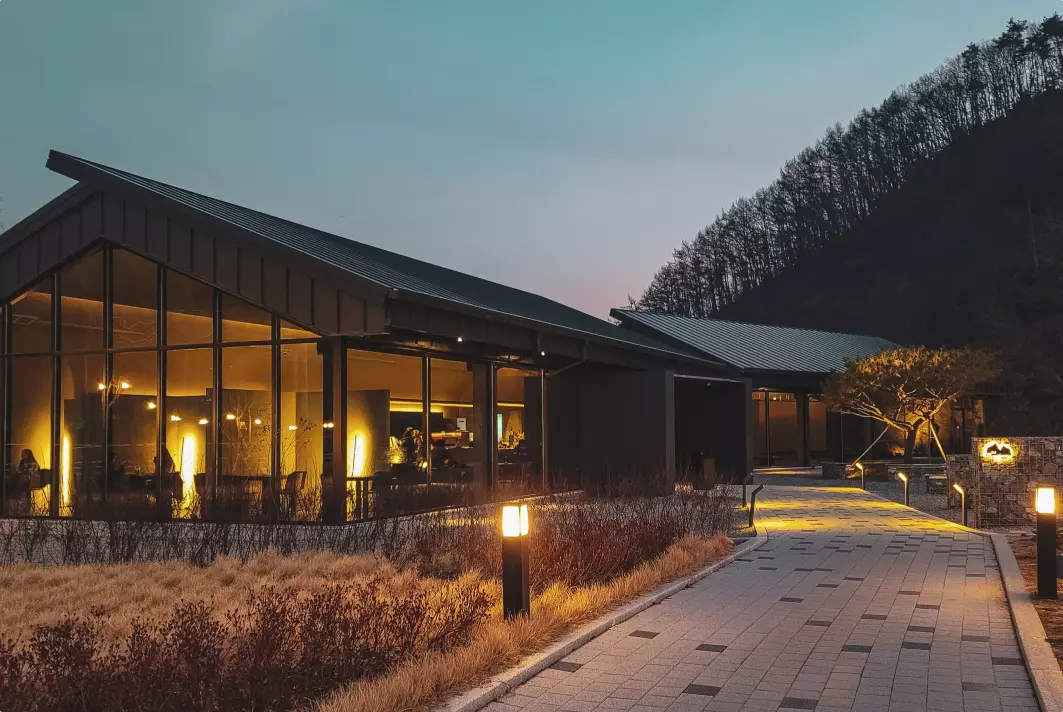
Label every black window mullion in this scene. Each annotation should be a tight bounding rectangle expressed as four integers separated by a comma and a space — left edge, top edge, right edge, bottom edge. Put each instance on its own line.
50, 273, 61, 517
270, 316, 281, 512
212, 289, 222, 505
103, 245, 113, 504
156, 265, 167, 519
1, 305, 8, 515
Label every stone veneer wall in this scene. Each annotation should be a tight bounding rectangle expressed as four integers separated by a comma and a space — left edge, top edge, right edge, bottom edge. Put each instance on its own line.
947, 437, 1063, 528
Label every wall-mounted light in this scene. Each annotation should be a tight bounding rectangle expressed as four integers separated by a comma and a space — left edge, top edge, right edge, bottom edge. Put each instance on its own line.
97, 383, 107, 391
1036, 486, 1057, 599
147, 401, 157, 410
456, 336, 464, 343
540, 350, 546, 356
198, 418, 209, 425
253, 418, 262, 426
170, 414, 182, 422
225, 413, 236, 421
501, 503, 530, 619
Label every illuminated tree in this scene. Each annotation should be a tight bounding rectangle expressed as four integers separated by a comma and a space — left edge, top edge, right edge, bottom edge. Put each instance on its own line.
821, 347, 997, 462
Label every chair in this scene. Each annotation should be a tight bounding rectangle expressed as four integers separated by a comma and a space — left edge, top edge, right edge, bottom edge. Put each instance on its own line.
279, 471, 306, 518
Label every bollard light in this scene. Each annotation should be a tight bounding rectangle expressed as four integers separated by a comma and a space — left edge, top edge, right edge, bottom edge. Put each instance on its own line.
1035, 486, 1057, 599
501, 504, 530, 619
855, 462, 865, 490
953, 483, 967, 527
897, 472, 909, 507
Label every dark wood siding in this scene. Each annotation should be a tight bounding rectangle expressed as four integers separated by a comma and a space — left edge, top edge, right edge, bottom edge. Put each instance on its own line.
0, 189, 384, 335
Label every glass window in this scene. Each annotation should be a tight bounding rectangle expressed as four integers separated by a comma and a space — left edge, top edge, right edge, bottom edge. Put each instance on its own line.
59, 251, 104, 352
496, 367, 541, 486
346, 349, 424, 481
59, 354, 105, 516
166, 349, 214, 516
10, 279, 52, 354
6, 356, 52, 516
280, 319, 317, 340
111, 351, 158, 505
281, 341, 322, 519
112, 250, 158, 349
766, 392, 798, 466
809, 397, 828, 459
220, 346, 272, 491
166, 271, 213, 346
221, 295, 271, 343
429, 358, 486, 485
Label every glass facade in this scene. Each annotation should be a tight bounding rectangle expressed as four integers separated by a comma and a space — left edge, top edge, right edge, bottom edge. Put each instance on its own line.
0, 245, 546, 520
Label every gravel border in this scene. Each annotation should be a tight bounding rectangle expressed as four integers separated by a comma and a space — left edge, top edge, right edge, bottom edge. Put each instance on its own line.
437, 533, 768, 712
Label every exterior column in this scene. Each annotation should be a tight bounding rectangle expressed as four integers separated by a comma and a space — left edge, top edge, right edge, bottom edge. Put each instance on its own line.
324, 337, 347, 524
796, 391, 810, 467
743, 380, 755, 479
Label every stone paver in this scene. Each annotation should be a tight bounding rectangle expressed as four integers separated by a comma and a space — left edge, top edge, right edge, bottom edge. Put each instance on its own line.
488, 486, 1040, 712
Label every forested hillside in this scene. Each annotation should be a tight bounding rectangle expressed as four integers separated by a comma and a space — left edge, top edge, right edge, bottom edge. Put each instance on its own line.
635, 16, 1063, 432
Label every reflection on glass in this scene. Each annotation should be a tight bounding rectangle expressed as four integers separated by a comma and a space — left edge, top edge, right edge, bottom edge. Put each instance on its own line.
59, 354, 105, 515
167, 349, 213, 516
6, 356, 52, 516
60, 251, 104, 352
346, 349, 424, 483
809, 397, 828, 459
166, 271, 213, 346
430, 358, 485, 485
111, 351, 158, 507
281, 341, 322, 519
222, 295, 271, 343
280, 319, 317, 340
221, 346, 272, 491
10, 279, 52, 354
112, 250, 158, 349
496, 367, 541, 485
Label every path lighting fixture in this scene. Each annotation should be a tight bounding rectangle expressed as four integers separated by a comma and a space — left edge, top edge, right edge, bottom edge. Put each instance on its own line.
953, 483, 967, 527
855, 462, 865, 490
501, 504, 530, 619
1035, 486, 1058, 599
748, 484, 765, 528
897, 472, 909, 507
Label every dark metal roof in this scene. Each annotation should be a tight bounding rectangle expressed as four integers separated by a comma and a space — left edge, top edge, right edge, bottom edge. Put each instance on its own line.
611, 309, 899, 374
43, 151, 704, 363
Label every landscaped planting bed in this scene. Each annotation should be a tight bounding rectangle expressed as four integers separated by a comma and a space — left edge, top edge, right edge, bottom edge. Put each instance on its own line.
0, 487, 735, 712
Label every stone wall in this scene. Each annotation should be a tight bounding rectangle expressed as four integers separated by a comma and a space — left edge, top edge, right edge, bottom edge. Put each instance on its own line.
947, 437, 1063, 528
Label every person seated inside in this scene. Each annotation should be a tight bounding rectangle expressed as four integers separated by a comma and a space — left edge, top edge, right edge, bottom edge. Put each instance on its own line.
10, 449, 39, 496
153, 448, 178, 496
430, 438, 453, 469
400, 427, 422, 466
108, 451, 129, 493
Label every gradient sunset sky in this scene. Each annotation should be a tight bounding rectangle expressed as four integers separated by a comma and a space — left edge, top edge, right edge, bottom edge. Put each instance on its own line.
0, 0, 1053, 318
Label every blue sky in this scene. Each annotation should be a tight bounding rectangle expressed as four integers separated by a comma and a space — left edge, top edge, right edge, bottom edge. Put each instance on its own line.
0, 0, 1054, 317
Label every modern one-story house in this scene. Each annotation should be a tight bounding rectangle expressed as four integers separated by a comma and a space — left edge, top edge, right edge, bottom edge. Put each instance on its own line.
610, 310, 988, 468
0, 150, 750, 522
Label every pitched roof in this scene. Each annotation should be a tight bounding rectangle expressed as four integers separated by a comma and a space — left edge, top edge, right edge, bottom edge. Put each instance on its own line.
43, 151, 702, 362
610, 309, 899, 374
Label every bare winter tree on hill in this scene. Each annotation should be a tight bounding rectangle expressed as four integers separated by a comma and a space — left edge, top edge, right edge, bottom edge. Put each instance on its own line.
636, 15, 1063, 317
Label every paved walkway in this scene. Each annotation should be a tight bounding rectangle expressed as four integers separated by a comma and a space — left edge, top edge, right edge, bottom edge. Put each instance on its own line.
488, 486, 1040, 712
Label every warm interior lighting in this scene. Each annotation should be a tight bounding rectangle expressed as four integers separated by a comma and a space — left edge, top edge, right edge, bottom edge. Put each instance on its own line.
97, 382, 106, 391
253, 418, 262, 425
170, 414, 181, 422
198, 418, 209, 425
60, 433, 72, 510
323, 421, 335, 429
1036, 486, 1056, 515
897, 472, 908, 483
502, 504, 529, 537
147, 401, 157, 410
119, 381, 131, 389
179, 434, 197, 513
225, 413, 236, 421
349, 433, 367, 477
288, 424, 297, 431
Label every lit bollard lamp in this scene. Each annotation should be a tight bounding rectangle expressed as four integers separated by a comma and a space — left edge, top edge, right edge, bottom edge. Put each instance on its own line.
897, 471, 909, 507
1035, 486, 1057, 600
748, 484, 765, 529
953, 483, 967, 527
855, 462, 865, 490
501, 504, 530, 619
